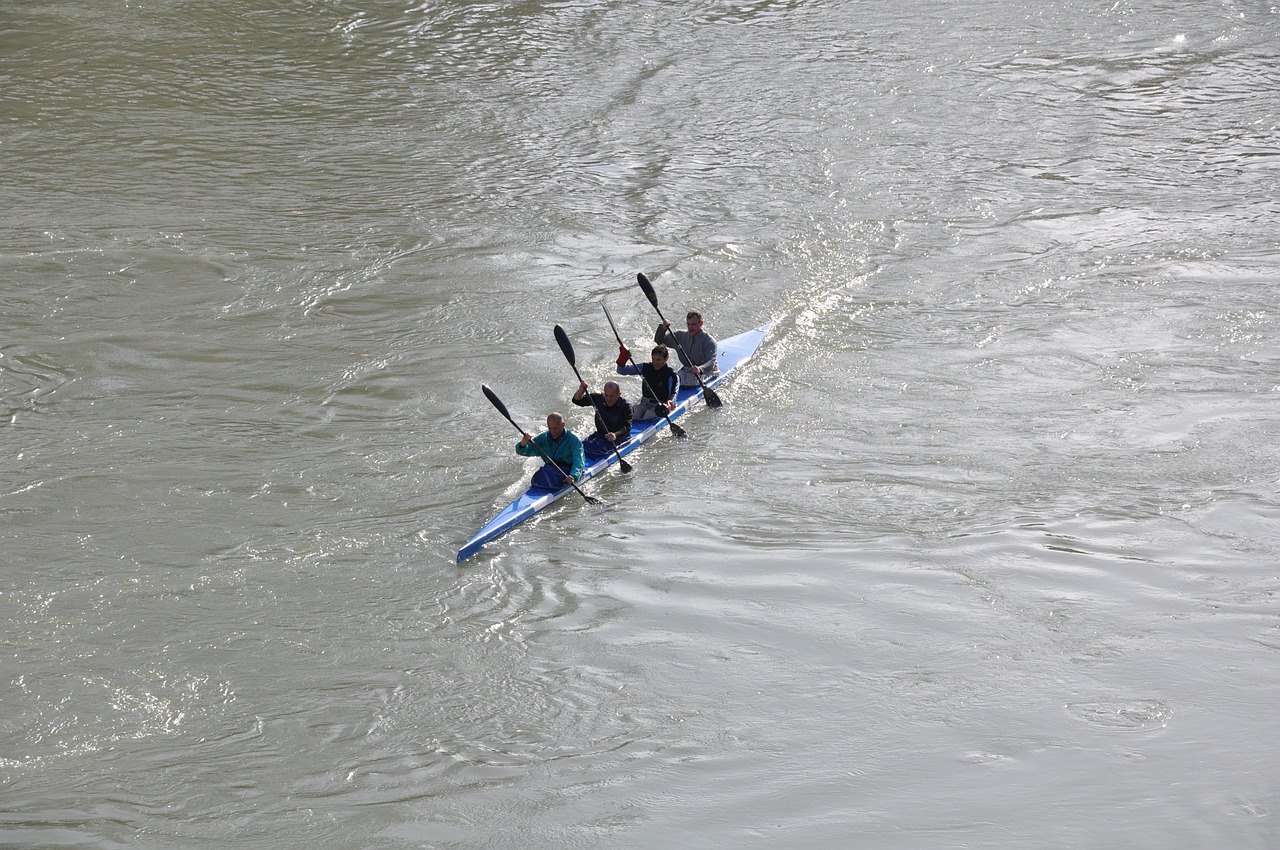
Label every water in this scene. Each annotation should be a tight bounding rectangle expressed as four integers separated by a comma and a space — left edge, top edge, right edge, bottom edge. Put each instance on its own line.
3, 0, 1279, 846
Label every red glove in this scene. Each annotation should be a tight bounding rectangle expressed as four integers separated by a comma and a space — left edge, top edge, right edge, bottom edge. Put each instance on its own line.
616, 345, 630, 366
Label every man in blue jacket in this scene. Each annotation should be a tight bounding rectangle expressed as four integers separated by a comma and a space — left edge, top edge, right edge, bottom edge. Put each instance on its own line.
516, 412, 585, 489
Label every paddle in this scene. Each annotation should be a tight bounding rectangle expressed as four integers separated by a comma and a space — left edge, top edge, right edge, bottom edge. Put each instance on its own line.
636, 272, 723, 408
602, 303, 687, 438
481, 384, 599, 504
553, 324, 633, 474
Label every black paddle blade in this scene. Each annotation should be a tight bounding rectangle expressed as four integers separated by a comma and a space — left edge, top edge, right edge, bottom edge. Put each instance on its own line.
636, 272, 658, 308
704, 388, 723, 408
619, 458, 633, 473
553, 324, 576, 366
481, 384, 515, 424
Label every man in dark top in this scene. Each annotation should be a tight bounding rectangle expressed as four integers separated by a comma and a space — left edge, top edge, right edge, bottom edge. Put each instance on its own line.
571, 380, 633, 461
615, 343, 679, 420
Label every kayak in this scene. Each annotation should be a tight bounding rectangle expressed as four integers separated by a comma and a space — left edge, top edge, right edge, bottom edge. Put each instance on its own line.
457, 320, 772, 563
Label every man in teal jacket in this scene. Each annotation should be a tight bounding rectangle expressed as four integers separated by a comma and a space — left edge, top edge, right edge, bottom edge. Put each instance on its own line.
516, 411, 585, 490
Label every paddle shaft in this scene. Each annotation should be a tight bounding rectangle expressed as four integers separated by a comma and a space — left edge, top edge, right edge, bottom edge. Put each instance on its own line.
602, 304, 687, 437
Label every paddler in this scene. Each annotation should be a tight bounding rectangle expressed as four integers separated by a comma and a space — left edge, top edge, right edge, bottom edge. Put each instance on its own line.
571, 380, 633, 461
615, 343, 679, 420
655, 310, 718, 388
517, 412, 585, 489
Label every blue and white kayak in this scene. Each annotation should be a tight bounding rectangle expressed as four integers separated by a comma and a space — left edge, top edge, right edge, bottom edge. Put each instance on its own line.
457, 321, 772, 563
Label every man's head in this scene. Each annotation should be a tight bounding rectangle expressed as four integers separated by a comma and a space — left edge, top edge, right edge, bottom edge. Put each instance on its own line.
685, 311, 704, 333
546, 412, 565, 437
650, 344, 670, 366
601, 381, 622, 405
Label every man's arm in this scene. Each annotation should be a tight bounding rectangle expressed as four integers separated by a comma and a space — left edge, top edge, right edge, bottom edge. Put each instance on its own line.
695, 334, 719, 374
571, 381, 593, 406
515, 432, 540, 457
612, 403, 633, 441
567, 433, 586, 478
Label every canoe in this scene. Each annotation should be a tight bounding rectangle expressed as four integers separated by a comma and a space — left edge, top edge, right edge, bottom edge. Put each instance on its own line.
457, 320, 772, 563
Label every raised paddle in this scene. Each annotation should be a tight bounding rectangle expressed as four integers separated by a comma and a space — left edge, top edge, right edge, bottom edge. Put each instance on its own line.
602, 303, 687, 438
636, 272, 723, 408
481, 384, 599, 504
553, 324, 633, 474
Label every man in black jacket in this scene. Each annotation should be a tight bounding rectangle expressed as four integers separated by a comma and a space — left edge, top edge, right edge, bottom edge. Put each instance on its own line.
571, 380, 633, 461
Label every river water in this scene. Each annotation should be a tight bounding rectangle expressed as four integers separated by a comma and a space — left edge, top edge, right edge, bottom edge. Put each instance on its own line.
3, 0, 1278, 847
